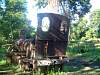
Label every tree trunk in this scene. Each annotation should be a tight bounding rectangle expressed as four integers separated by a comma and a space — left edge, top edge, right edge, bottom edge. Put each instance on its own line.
47, 0, 59, 13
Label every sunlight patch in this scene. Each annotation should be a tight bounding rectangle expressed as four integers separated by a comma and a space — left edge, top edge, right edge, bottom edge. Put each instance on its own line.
0, 59, 6, 65
83, 67, 92, 71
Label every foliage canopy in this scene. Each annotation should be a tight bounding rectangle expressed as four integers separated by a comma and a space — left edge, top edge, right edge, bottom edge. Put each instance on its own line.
36, 0, 91, 17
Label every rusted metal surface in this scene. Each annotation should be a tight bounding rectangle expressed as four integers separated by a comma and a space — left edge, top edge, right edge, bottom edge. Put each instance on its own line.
36, 13, 70, 57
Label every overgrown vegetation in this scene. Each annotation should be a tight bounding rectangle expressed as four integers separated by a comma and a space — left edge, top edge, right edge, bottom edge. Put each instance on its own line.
0, 40, 100, 75
0, 0, 100, 75
0, 0, 35, 47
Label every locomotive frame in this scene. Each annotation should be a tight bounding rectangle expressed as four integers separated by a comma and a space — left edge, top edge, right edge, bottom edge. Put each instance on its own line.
6, 13, 70, 71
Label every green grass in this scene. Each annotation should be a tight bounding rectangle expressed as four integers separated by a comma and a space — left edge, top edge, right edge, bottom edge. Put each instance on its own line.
0, 41, 100, 75
0, 47, 65, 75
65, 41, 100, 75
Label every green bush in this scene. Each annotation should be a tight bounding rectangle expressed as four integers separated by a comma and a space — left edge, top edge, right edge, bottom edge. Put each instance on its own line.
0, 34, 6, 47
68, 40, 95, 53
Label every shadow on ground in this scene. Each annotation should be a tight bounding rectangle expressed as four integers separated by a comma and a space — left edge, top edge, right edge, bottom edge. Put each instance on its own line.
0, 47, 100, 75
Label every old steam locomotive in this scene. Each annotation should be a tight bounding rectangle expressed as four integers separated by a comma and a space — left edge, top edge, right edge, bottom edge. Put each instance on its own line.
7, 13, 70, 71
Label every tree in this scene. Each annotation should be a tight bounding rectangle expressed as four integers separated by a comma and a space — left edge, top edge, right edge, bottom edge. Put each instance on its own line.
70, 18, 88, 41
0, 0, 29, 45
36, 0, 91, 18
90, 9, 100, 38
68, 0, 91, 17
71, 9, 100, 41
0, 0, 5, 19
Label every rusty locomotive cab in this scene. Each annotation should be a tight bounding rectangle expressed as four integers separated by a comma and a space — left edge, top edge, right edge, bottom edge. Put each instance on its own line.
36, 13, 70, 57
35, 13, 70, 66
